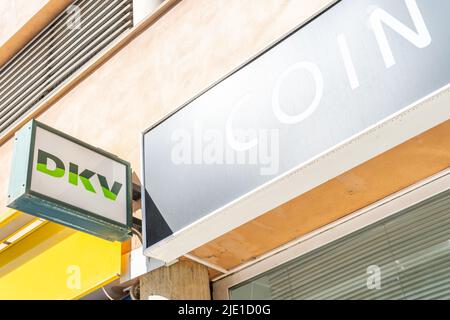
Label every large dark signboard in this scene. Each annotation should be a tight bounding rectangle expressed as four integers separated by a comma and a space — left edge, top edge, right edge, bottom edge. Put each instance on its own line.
142, 0, 450, 261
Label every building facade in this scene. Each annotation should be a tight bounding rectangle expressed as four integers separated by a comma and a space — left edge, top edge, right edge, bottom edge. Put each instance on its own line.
0, 0, 449, 300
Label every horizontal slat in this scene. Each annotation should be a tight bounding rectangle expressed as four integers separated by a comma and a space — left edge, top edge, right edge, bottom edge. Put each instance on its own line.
0, 0, 114, 99
0, 0, 91, 87
0, 22, 132, 133
0, 1, 131, 116
0, 0, 133, 135
0, 6, 132, 123
231, 190, 450, 300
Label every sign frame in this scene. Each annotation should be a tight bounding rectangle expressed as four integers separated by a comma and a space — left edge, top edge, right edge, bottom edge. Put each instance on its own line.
140, 2, 343, 259
7, 120, 132, 242
140, 0, 450, 262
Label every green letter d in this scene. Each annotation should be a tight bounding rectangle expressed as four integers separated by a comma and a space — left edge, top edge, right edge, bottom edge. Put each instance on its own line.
36, 149, 65, 178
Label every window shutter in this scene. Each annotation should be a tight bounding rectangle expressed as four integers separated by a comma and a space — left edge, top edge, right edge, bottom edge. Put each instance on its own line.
231, 190, 450, 300
0, 0, 133, 135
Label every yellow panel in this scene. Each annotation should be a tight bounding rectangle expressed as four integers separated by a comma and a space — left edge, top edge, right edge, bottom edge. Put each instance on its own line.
0, 210, 41, 247
0, 221, 121, 299
0, 209, 28, 231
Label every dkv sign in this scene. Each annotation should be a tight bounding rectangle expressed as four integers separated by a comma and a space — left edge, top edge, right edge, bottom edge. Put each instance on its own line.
8, 120, 131, 241
36, 149, 123, 201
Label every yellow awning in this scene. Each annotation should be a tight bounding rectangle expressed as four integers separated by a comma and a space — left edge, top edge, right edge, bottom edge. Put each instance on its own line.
0, 210, 121, 299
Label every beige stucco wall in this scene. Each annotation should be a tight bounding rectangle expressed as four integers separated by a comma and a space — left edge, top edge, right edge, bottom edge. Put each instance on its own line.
0, 0, 334, 212
0, 0, 48, 46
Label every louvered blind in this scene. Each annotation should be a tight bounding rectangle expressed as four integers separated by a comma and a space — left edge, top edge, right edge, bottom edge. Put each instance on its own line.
230, 189, 450, 300
0, 0, 133, 136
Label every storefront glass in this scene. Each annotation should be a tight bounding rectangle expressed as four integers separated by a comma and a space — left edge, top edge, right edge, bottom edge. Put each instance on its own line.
230, 190, 450, 299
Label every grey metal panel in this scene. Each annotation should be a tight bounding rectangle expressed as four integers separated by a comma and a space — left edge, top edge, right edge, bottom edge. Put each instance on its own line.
0, 0, 133, 135
7, 120, 32, 203
142, 0, 450, 248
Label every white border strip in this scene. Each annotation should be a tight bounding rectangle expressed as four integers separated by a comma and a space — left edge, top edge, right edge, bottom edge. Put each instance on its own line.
145, 84, 450, 262
184, 253, 228, 274
212, 168, 450, 299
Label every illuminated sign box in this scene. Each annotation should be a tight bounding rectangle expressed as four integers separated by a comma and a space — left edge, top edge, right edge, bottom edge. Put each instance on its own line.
7, 120, 132, 242
142, 0, 450, 262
